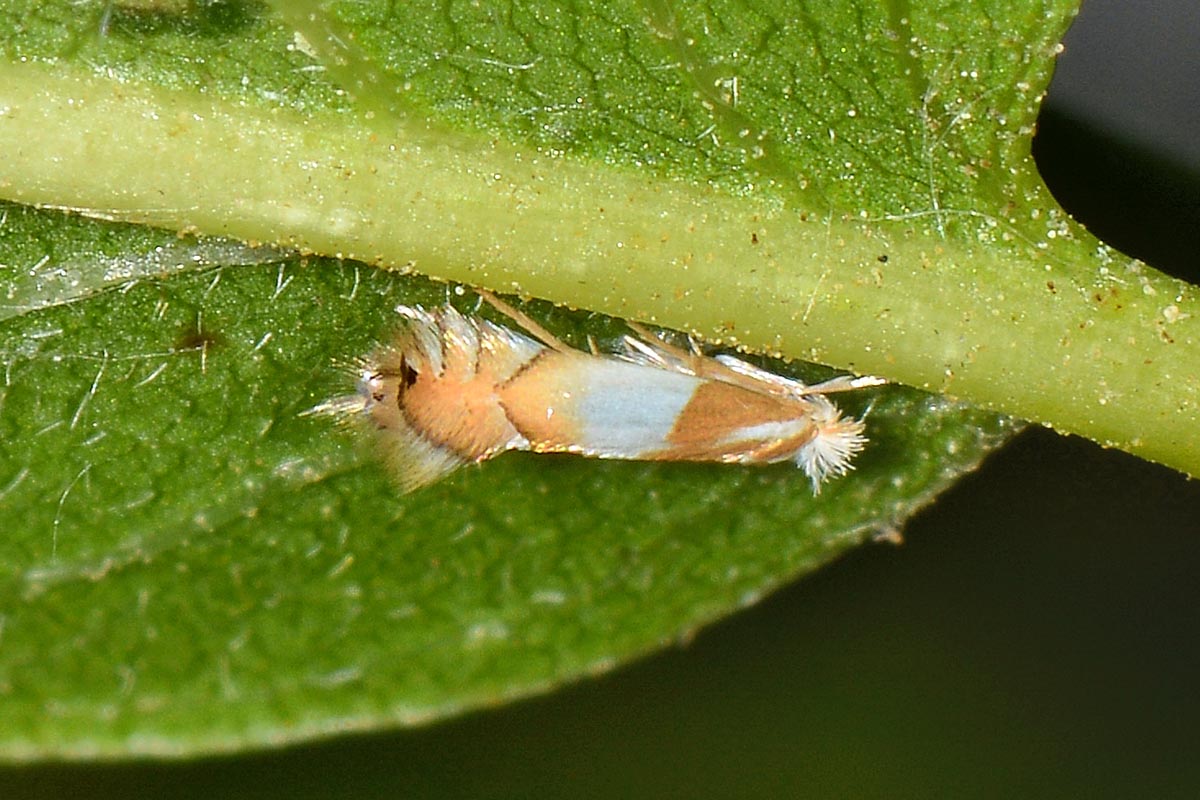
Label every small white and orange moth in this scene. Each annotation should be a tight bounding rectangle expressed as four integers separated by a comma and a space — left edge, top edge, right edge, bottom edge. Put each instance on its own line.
314, 292, 883, 492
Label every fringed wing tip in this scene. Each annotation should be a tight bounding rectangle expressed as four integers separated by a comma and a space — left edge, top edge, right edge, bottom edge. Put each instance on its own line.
797, 415, 869, 493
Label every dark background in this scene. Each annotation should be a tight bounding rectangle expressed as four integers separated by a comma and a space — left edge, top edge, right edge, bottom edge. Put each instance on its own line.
8, 0, 1200, 796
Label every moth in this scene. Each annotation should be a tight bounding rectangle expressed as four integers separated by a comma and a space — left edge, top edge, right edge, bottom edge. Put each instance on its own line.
312, 291, 883, 492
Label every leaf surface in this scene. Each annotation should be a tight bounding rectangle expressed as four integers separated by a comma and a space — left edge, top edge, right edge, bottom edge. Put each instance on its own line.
0, 0, 1185, 758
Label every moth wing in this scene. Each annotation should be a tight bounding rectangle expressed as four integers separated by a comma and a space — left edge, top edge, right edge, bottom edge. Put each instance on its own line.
373, 422, 468, 492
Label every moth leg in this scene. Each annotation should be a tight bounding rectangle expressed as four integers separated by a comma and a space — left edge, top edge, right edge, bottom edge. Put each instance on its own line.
799, 374, 888, 395
625, 321, 697, 359
624, 321, 725, 377
476, 289, 575, 355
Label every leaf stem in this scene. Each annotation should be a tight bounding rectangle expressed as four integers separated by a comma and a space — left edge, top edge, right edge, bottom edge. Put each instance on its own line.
2, 63, 1197, 475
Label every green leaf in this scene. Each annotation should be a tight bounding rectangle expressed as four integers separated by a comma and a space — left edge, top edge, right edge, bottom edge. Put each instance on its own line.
0, 0, 1187, 758
0, 253, 1012, 757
